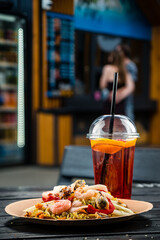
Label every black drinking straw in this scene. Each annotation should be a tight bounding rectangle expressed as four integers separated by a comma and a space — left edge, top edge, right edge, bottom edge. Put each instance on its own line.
109, 72, 118, 134
100, 72, 118, 184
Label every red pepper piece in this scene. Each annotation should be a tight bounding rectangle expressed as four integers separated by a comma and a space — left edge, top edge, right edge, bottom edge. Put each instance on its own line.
68, 196, 74, 201
87, 198, 115, 215
42, 195, 60, 202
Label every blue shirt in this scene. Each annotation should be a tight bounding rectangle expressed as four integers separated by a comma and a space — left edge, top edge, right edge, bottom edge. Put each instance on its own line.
125, 61, 138, 121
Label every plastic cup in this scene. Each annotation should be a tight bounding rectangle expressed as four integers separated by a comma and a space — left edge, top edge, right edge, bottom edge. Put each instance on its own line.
87, 115, 139, 199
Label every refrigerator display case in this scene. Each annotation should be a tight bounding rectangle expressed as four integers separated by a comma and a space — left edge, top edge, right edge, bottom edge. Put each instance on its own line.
0, 13, 25, 165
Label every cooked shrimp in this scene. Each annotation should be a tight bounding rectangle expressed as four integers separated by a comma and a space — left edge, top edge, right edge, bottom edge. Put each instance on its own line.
83, 184, 108, 192
71, 200, 82, 207
49, 200, 71, 214
69, 205, 88, 213
74, 187, 112, 200
74, 189, 98, 200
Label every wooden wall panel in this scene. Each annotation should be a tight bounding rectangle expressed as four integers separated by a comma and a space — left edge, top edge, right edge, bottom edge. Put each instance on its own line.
58, 115, 73, 164
37, 113, 73, 166
32, 0, 41, 164
50, 0, 74, 15
74, 136, 90, 146
150, 27, 160, 102
37, 113, 55, 165
150, 27, 160, 144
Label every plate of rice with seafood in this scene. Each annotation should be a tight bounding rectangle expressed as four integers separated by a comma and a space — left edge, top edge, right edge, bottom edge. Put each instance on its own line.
5, 180, 153, 226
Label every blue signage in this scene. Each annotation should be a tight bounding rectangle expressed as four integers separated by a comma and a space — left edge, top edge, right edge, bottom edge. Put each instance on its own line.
75, 0, 151, 40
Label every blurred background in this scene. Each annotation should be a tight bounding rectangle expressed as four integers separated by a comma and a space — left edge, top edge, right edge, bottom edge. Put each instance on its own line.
0, 0, 160, 186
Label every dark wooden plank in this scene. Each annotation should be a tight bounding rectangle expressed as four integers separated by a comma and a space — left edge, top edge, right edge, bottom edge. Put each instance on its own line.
133, 148, 160, 182
7, 235, 159, 240
131, 195, 160, 202
0, 218, 160, 239
132, 186, 160, 195
0, 191, 42, 200
0, 186, 51, 191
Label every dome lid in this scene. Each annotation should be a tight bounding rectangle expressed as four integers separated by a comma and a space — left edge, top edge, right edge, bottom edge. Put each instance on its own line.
87, 115, 139, 140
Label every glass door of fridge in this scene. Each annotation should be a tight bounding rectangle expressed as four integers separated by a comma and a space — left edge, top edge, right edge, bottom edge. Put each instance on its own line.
0, 13, 25, 165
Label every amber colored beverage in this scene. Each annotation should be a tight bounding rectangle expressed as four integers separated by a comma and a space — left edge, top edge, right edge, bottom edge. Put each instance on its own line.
91, 139, 136, 199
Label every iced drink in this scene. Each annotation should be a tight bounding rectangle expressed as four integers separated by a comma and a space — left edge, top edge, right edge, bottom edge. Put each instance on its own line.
87, 115, 139, 199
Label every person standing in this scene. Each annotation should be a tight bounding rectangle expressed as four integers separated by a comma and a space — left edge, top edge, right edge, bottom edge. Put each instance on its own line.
116, 43, 138, 121
99, 50, 135, 115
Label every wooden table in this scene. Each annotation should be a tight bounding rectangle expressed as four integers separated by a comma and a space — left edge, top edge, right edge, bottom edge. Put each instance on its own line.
1, 183, 160, 239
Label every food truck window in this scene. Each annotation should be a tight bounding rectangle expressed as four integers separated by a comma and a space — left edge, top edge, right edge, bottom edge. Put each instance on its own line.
75, 30, 150, 101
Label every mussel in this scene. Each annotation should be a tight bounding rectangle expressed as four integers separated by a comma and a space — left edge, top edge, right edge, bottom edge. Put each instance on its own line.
96, 194, 109, 209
